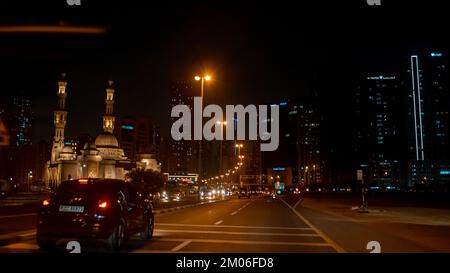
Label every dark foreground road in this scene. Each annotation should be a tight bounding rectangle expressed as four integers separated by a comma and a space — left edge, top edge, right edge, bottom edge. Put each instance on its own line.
1, 195, 450, 253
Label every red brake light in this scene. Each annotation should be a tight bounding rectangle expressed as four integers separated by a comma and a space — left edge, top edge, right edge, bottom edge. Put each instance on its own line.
98, 201, 109, 209
42, 199, 50, 206
79, 179, 88, 184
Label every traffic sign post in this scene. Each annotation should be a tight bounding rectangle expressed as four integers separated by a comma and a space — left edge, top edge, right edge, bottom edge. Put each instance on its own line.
357, 169, 368, 213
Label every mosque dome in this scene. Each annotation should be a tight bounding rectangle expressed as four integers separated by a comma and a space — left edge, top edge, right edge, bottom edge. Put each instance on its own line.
61, 146, 74, 154
95, 132, 119, 148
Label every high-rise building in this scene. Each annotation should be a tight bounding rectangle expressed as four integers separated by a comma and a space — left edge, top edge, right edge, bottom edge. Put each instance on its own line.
261, 101, 298, 189
406, 52, 449, 188
261, 98, 325, 189
298, 100, 326, 185
115, 115, 161, 162
0, 96, 41, 189
354, 75, 403, 188
167, 81, 198, 175
2, 96, 33, 147
428, 52, 450, 186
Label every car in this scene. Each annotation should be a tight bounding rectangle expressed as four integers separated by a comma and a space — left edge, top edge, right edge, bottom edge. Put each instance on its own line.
238, 188, 251, 199
36, 178, 154, 252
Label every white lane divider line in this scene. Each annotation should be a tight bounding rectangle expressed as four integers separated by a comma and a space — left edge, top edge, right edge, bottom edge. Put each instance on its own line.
155, 229, 320, 237
18, 231, 36, 237
280, 198, 346, 253
0, 213, 37, 219
158, 238, 332, 247
230, 200, 253, 216
171, 240, 192, 252
0, 243, 39, 250
0, 229, 36, 240
156, 223, 313, 230
214, 220, 223, 225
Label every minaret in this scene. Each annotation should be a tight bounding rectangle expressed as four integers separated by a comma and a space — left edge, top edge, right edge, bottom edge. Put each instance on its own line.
51, 73, 68, 162
102, 80, 115, 133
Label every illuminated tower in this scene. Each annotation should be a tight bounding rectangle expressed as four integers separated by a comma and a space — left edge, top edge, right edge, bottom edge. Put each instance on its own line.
410, 55, 425, 161
103, 81, 116, 133
51, 74, 68, 162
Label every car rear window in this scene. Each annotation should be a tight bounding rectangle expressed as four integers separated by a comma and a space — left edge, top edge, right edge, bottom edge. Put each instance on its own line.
57, 181, 121, 198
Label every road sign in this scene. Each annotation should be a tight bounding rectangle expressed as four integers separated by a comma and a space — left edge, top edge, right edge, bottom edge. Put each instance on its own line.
357, 169, 363, 181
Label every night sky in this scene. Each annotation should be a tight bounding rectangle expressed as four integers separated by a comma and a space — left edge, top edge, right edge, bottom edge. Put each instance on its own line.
0, 1, 448, 151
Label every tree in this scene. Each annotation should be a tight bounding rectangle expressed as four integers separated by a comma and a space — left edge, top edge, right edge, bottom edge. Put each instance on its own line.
125, 169, 166, 195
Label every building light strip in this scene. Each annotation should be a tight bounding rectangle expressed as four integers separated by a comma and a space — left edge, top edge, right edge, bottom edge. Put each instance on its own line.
415, 56, 425, 160
411, 56, 420, 161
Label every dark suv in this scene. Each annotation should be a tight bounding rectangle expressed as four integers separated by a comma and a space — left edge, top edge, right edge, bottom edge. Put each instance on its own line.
36, 179, 154, 251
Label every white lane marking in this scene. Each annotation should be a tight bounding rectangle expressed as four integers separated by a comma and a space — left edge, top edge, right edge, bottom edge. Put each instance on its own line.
18, 231, 36, 237
230, 200, 253, 216
171, 240, 192, 252
0, 243, 39, 250
280, 198, 346, 253
156, 237, 333, 247
132, 249, 209, 253
155, 229, 320, 237
0, 229, 36, 240
0, 213, 37, 219
156, 223, 313, 230
214, 220, 223, 225
293, 198, 304, 209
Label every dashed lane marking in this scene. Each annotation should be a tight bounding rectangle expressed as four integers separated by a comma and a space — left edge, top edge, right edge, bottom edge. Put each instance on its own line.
155, 237, 333, 247
0, 243, 39, 250
0, 213, 37, 219
230, 200, 253, 216
155, 223, 313, 230
155, 229, 320, 237
171, 240, 192, 251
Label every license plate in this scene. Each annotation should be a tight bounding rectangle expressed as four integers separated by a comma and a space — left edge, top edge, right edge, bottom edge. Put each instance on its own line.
59, 205, 84, 213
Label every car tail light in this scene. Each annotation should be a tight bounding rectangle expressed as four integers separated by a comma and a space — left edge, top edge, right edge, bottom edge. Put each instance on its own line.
98, 200, 109, 209
79, 179, 88, 184
42, 199, 50, 206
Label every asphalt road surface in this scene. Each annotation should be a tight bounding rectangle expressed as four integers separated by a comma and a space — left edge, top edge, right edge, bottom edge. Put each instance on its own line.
1, 195, 450, 253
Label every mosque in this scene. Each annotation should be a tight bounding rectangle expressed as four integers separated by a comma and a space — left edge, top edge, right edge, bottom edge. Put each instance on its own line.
46, 75, 157, 188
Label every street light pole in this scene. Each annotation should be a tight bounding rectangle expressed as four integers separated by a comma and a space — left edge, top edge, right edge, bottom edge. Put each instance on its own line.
313, 165, 316, 184
305, 166, 309, 186
195, 74, 211, 188
198, 77, 204, 186
218, 121, 227, 174
27, 170, 32, 193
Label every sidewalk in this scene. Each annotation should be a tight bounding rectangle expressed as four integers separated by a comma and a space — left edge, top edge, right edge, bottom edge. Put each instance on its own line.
301, 196, 450, 226
298, 196, 450, 252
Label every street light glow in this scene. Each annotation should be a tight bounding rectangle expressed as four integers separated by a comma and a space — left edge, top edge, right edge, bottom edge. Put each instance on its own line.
194, 76, 201, 81
204, 75, 211, 81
